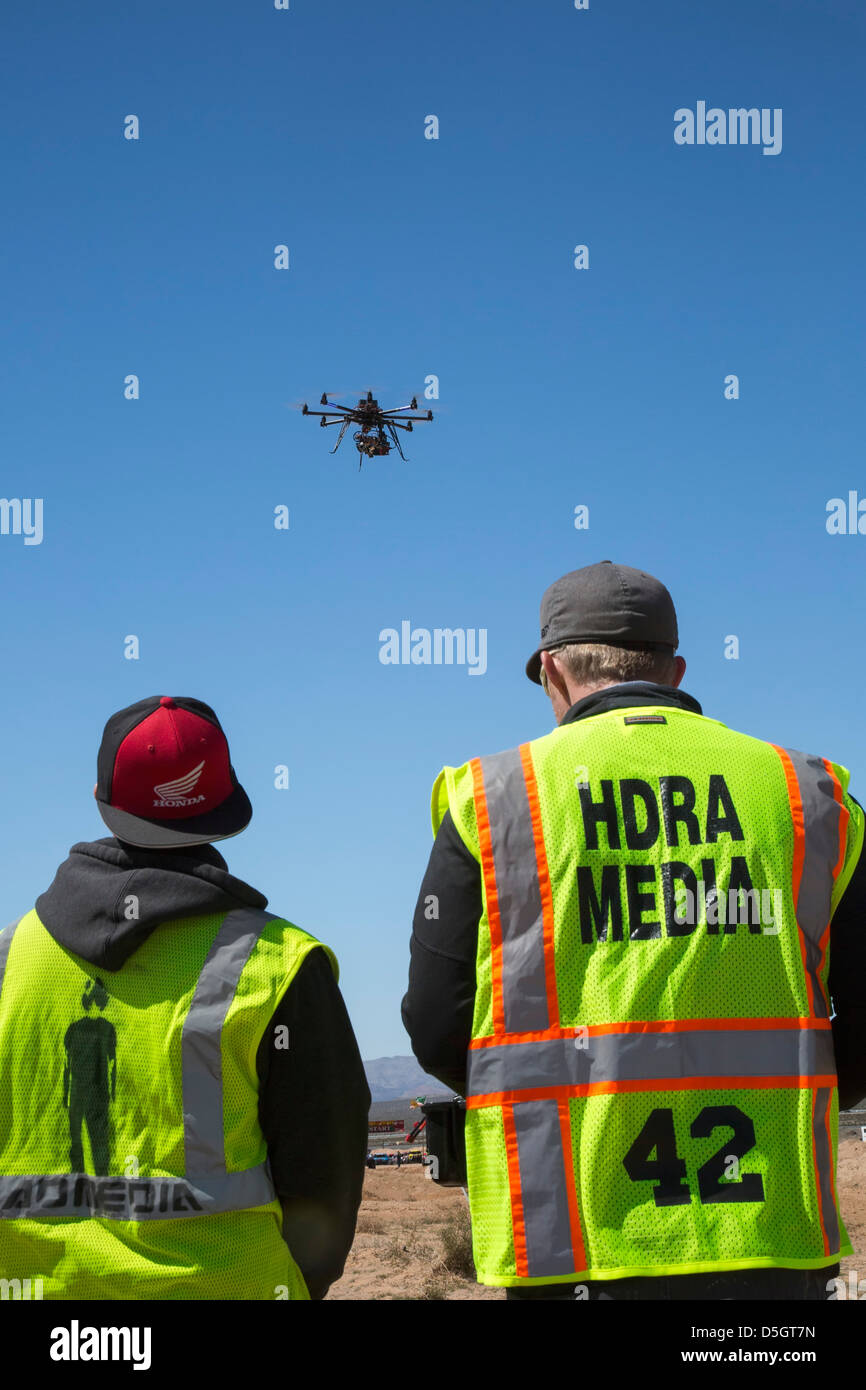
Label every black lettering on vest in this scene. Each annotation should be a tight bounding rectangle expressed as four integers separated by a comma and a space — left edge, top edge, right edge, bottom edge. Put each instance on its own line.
159, 1182, 170, 1213
724, 857, 761, 934
578, 780, 621, 850
100, 1181, 127, 1215
2, 1180, 32, 1211
701, 858, 720, 935
661, 862, 698, 936
659, 776, 701, 848
130, 1182, 154, 1214
74, 1176, 98, 1213
34, 1176, 68, 1209
621, 779, 660, 850
577, 866, 623, 943
706, 774, 745, 843
626, 865, 660, 939
173, 1184, 204, 1212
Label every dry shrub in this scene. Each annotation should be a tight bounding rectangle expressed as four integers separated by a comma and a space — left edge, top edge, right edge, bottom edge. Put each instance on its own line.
421, 1273, 449, 1300
355, 1213, 388, 1234
440, 1205, 475, 1279
384, 1229, 421, 1266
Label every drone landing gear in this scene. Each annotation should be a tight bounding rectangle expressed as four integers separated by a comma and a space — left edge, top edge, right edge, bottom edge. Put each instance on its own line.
329, 419, 351, 454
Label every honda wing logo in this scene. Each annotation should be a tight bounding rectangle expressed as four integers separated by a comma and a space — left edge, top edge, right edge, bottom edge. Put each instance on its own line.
153, 760, 207, 808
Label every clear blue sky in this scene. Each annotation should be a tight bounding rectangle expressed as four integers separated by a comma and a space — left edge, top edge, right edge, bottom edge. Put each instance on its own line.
1, 1, 864, 1058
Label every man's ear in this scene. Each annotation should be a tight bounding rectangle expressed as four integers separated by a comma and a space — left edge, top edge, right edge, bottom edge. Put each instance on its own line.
93, 783, 98, 798
540, 650, 570, 702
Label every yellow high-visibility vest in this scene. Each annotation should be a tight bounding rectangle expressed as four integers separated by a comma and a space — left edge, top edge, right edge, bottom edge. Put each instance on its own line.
434, 705, 863, 1286
0, 905, 336, 1299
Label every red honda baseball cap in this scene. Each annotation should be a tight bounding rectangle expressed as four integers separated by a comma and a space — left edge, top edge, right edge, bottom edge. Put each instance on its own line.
95, 696, 252, 849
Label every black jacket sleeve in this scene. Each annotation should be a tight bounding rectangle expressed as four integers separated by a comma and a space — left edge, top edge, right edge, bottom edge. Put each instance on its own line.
401, 810, 481, 1097
828, 818, 866, 1111
256, 947, 370, 1300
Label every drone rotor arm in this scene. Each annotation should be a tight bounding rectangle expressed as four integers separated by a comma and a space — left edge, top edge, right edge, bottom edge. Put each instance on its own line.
306, 413, 360, 426
380, 411, 433, 422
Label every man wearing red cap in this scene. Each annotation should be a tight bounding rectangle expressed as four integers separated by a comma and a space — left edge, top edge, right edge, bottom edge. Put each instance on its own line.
0, 696, 370, 1299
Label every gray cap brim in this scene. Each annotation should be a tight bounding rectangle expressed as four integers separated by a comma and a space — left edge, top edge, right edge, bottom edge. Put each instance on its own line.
97, 782, 252, 849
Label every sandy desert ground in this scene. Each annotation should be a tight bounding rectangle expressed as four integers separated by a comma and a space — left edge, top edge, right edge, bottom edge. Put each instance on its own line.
838, 1134, 866, 1286
327, 1135, 866, 1300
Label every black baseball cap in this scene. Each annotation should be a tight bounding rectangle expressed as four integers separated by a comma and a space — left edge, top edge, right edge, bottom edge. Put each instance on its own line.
95, 696, 252, 849
525, 560, 679, 684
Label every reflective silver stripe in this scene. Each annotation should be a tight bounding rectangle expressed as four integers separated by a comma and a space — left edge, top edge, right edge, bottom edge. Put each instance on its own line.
0, 1164, 275, 1221
468, 1027, 835, 1098
0, 918, 23, 1002
812, 1087, 840, 1251
513, 1100, 575, 1278
479, 756, 578, 1272
182, 907, 279, 1176
478, 750, 550, 1033
781, 749, 845, 1021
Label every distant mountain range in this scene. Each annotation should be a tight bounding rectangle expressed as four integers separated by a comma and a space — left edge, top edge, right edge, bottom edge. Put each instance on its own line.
364, 1055, 454, 1102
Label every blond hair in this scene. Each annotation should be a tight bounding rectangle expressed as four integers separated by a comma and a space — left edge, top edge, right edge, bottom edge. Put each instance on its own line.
540, 641, 677, 694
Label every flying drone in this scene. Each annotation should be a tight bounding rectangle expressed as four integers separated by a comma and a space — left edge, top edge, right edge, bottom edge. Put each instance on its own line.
302, 391, 433, 466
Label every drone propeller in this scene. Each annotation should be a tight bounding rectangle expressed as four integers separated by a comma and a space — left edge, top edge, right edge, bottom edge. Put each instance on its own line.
287, 393, 353, 412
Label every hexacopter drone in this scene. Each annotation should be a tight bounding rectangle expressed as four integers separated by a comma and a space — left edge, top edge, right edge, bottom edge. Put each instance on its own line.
302, 391, 433, 466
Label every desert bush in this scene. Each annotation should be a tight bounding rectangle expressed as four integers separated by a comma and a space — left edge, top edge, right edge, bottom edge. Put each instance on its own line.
355, 1213, 388, 1234
384, 1229, 421, 1266
421, 1273, 449, 1300
440, 1205, 475, 1279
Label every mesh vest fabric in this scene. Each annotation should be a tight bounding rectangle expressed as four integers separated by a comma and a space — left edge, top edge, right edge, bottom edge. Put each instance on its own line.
433, 705, 864, 1287
0, 906, 337, 1299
